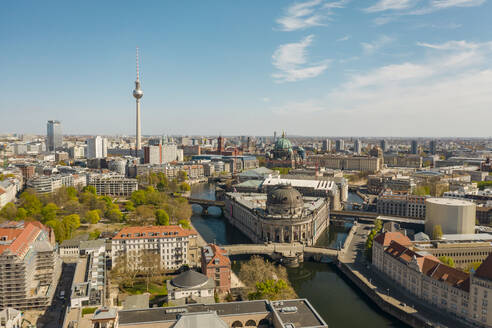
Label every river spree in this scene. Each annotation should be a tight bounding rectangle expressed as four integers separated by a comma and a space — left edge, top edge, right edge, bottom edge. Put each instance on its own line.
190, 183, 407, 327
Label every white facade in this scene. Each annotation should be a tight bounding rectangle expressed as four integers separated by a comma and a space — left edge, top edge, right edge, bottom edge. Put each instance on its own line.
0, 181, 17, 209
162, 144, 180, 163
111, 226, 199, 270
87, 136, 108, 159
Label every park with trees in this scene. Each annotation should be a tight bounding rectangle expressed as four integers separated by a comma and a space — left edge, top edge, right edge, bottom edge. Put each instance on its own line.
0, 172, 194, 243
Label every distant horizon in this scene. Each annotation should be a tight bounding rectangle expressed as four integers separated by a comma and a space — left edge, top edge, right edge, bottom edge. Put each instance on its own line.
2, 1, 492, 136
3, 132, 491, 140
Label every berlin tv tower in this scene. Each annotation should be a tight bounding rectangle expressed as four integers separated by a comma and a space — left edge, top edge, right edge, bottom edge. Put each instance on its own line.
133, 47, 143, 152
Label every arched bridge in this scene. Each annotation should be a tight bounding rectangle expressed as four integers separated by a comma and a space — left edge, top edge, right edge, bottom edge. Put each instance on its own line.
184, 197, 225, 214
221, 243, 338, 265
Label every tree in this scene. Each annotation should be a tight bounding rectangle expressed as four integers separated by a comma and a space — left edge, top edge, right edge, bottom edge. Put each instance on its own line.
136, 205, 155, 220
131, 190, 147, 206
89, 229, 101, 240
139, 250, 163, 292
155, 209, 170, 226
439, 256, 455, 268
107, 208, 123, 222
179, 182, 191, 192
15, 208, 27, 220
248, 279, 293, 301
365, 219, 383, 262
125, 201, 136, 212
19, 190, 42, 217
0, 202, 17, 220
465, 262, 482, 273
178, 219, 191, 229
177, 170, 188, 182
432, 225, 443, 240
41, 203, 59, 223
62, 214, 81, 239
82, 185, 97, 195
85, 210, 101, 224
45, 220, 66, 242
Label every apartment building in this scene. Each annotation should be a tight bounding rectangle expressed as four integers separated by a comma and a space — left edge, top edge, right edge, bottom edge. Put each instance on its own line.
373, 231, 492, 327
87, 174, 138, 196
377, 192, 427, 219
27, 175, 63, 194
111, 225, 199, 270
0, 221, 60, 310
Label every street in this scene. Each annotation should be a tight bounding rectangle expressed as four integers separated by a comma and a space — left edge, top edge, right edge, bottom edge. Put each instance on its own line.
341, 223, 472, 328
36, 262, 76, 328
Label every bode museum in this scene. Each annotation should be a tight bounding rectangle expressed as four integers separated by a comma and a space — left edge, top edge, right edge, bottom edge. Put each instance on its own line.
223, 184, 330, 245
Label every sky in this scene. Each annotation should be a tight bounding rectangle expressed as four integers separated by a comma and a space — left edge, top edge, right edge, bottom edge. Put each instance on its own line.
1, 0, 491, 137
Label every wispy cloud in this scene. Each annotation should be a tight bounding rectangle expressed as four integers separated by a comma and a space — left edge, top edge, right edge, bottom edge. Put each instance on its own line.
337, 35, 351, 41
276, 0, 347, 31
367, 0, 486, 25
431, 0, 485, 9
270, 39, 492, 136
417, 40, 483, 50
364, 0, 414, 13
361, 35, 394, 54
272, 35, 330, 83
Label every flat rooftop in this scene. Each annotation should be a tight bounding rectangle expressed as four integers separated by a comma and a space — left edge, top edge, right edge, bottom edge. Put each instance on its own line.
118, 301, 269, 325
118, 299, 327, 327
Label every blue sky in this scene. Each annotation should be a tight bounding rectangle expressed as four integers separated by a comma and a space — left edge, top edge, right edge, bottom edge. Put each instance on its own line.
1, 0, 491, 137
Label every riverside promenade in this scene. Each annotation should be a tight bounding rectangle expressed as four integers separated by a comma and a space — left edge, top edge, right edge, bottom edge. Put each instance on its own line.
338, 223, 472, 328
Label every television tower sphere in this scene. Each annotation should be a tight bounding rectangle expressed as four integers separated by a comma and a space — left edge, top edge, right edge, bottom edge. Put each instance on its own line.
133, 81, 143, 99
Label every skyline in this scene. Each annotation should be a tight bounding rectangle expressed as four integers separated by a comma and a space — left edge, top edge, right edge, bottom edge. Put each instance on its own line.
1, 0, 492, 137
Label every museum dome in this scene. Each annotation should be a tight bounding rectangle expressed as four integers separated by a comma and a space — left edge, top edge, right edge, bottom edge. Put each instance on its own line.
266, 185, 304, 216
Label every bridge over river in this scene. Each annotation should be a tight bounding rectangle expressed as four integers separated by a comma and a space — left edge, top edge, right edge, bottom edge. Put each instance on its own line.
185, 196, 425, 226
221, 243, 339, 266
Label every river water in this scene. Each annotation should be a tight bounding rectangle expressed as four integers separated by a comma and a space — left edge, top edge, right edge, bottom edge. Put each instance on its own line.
190, 183, 406, 328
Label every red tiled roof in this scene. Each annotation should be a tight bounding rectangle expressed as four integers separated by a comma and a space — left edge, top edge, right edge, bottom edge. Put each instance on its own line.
0, 221, 44, 258
113, 225, 197, 240
426, 262, 470, 291
474, 253, 492, 281
384, 240, 470, 292
204, 244, 230, 267
374, 231, 412, 247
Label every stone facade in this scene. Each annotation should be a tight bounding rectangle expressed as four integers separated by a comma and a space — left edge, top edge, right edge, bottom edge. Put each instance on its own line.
223, 186, 330, 245
373, 231, 492, 327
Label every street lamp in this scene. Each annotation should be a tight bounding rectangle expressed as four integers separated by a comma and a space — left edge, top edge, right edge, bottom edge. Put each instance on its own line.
386, 288, 390, 296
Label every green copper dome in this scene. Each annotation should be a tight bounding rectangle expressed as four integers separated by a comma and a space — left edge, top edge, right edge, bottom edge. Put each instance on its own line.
275, 133, 292, 150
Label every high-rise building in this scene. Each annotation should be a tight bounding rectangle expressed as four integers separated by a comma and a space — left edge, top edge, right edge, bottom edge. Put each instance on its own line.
380, 139, 388, 152
430, 140, 437, 155
143, 145, 162, 164
273, 131, 277, 142
322, 139, 331, 152
354, 139, 361, 155
132, 48, 143, 152
87, 136, 108, 159
46, 120, 62, 152
335, 139, 344, 152
411, 140, 418, 154
217, 136, 225, 153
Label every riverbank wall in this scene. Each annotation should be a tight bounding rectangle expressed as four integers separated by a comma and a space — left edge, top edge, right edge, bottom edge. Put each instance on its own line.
337, 262, 432, 328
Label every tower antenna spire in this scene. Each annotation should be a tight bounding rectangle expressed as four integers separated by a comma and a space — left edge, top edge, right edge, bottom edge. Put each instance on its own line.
136, 46, 140, 82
